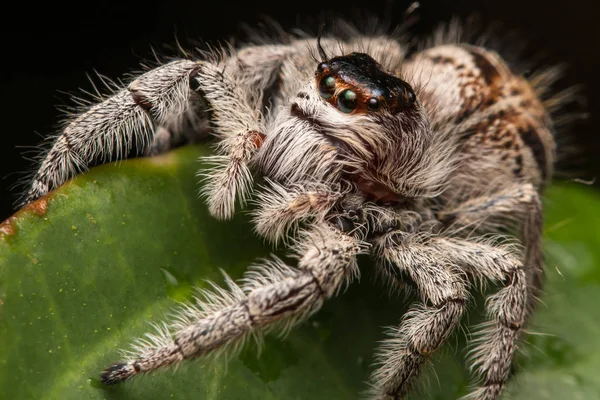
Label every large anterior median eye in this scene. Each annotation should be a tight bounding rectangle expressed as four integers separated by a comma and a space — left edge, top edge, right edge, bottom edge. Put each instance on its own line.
318, 76, 336, 99
337, 89, 357, 113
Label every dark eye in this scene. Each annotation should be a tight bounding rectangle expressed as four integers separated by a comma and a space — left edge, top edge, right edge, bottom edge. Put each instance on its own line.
318, 76, 336, 99
338, 89, 358, 113
399, 87, 416, 108
317, 62, 328, 74
367, 97, 380, 111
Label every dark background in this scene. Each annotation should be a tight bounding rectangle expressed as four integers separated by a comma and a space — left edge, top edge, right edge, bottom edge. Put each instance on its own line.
1, 0, 598, 221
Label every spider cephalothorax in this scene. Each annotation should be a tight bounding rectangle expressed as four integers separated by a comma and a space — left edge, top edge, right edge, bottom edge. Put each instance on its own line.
262, 49, 446, 207
314, 52, 416, 114
20, 18, 569, 400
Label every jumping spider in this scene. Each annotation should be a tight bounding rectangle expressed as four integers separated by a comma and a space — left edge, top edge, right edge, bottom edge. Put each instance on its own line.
22, 15, 566, 400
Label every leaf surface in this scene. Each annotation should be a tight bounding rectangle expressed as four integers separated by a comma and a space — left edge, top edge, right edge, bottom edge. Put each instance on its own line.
1, 145, 599, 399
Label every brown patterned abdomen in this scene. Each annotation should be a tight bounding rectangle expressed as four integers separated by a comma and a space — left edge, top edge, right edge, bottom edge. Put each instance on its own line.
403, 44, 556, 200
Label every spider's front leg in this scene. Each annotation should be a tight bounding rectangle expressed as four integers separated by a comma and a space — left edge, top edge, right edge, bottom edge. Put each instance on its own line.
438, 182, 544, 311
25, 60, 205, 204
251, 180, 348, 244
368, 230, 470, 400
100, 222, 367, 385
24, 45, 296, 211
193, 61, 265, 220
195, 44, 311, 219
435, 183, 544, 399
370, 227, 528, 400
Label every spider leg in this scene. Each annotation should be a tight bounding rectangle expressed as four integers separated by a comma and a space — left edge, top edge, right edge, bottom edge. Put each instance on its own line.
25, 60, 204, 204
194, 58, 265, 220
439, 182, 543, 311
404, 236, 526, 400
435, 183, 543, 399
251, 179, 346, 244
147, 93, 211, 155
195, 45, 307, 220
369, 233, 470, 399
100, 223, 367, 385
24, 44, 298, 209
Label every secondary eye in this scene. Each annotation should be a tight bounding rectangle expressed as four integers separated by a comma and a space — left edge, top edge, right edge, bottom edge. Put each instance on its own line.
318, 76, 336, 99
317, 62, 328, 74
338, 89, 358, 113
399, 87, 416, 108
367, 97, 380, 111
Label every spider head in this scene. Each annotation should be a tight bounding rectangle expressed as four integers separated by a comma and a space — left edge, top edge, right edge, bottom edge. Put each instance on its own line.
259, 51, 452, 201
314, 52, 416, 115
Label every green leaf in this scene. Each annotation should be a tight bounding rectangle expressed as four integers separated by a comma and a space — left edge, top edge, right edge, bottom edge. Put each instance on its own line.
1, 145, 599, 399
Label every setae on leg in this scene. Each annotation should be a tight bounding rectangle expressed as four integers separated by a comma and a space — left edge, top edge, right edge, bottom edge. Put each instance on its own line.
100, 223, 366, 385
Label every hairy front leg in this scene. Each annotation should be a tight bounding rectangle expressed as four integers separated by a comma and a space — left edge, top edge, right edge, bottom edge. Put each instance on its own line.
100, 223, 366, 384
251, 180, 349, 244
423, 237, 527, 400
369, 232, 469, 399
438, 182, 544, 312
196, 43, 311, 220
364, 208, 528, 400
194, 59, 266, 220
24, 44, 300, 209
25, 60, 204, 204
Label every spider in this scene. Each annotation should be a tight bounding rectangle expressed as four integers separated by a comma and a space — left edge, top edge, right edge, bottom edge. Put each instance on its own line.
20, 13, 567, 400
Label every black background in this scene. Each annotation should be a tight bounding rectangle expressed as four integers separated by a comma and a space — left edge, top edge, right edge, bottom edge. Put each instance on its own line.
1, 0, 598, 221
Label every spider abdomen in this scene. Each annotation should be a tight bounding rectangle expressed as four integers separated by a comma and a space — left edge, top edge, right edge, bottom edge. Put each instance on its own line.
404, 44, 556, 204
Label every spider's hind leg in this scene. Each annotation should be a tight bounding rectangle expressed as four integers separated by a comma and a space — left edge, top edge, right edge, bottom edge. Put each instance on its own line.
366, 194, 533, 400
397, 235, 528, 400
